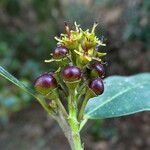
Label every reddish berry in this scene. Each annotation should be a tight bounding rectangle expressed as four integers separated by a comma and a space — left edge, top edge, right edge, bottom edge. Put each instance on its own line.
62, 66, 81, 82
34, 73, 57, 95
52, 46, 68, 59
89, 78, 104, 95
90, 62, 105, 77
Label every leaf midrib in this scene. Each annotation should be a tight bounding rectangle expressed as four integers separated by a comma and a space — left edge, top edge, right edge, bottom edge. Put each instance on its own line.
85, 81, 150, 117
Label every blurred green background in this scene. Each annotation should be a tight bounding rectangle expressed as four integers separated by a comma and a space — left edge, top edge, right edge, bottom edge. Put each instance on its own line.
0, 0, 150, 150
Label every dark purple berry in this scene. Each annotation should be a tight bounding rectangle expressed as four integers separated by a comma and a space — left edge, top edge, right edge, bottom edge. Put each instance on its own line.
89, 78, 104, 95
62, 65, 81, 82
91, 62, 105, 77
52, 46, 68, 59
34, 73, 57, 95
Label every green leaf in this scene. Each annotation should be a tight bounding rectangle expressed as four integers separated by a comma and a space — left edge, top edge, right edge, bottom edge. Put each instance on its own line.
0, 66, 38, 99
84, 73, 150, 119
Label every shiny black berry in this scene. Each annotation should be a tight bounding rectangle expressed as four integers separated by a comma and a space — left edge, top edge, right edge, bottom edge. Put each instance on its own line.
52, 46, 68, 59
89, 78, 104, 95
34, 73, 57, 95
62, 65, 81, 82
91, 62, 105, 77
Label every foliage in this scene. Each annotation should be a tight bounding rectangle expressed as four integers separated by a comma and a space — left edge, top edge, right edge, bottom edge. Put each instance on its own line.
0, 0, 21, 16
0, 0, 60, 121
123, 0, 150, 49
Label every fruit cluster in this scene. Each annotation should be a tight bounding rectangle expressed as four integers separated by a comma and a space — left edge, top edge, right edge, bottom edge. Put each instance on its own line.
34, 22, 106, 117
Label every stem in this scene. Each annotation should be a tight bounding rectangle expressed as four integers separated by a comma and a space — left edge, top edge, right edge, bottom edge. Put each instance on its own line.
46, 90, 68, 118
80, 118, 88, 131
54, 112, 74, 150
78, 98, 88, 121
43, 81, 86, 150
54, 110, 83, 150
71, 131, 83, 150
56, 98, 68, 118
78, 91, 92, 121
68, 90, 84, 150
37, 97, 55, 115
